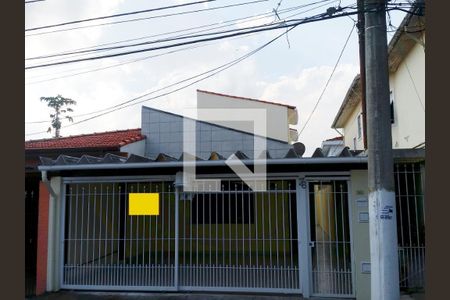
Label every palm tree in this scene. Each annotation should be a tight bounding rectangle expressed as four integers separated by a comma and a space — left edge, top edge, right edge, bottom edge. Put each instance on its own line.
40, 95, 77, 138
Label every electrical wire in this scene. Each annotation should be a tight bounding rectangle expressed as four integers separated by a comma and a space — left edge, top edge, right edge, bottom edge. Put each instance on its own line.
298, 22, 356, 137
25, 25, 298, 136
25, 0, 269, 37
25, 0, 332, 62
33, 3, 414, 66
25, 3, 420, 133
25, 0, 336, 124
25, 33, 259, 85
25, 7, 360, 70
26, 0, 216, 32
27, 18, 301, 61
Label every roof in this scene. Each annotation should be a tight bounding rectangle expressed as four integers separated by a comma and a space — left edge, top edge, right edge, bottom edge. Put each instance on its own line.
388, 2, 425, 73
38, 146, 368, 172
25, 128, 145, 150
325, 136, 344, 142
38, 148, 424, 173
331, 74, 362, 128
332, 2, 425, 128
197, 89, 297, 110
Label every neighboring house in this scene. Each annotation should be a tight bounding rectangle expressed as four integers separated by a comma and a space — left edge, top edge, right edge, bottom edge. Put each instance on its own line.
31, 90, 424, 300
332, 5, 425, 150
25, 129, 146, 297
328, 3, 426, 296
196, 89, 299, 143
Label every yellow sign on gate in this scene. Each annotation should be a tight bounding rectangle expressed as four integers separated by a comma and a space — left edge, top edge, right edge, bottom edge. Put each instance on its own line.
128, 193, 159, 215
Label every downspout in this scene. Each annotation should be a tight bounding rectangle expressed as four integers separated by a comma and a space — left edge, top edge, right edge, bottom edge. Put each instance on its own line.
41, 170, 57, 199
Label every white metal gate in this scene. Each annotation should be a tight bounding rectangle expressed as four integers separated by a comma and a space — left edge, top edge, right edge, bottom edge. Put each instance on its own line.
61, 181, 177, 290
60, 178, 301, 293
305, 179, 354, 297
178, 179, 300, 292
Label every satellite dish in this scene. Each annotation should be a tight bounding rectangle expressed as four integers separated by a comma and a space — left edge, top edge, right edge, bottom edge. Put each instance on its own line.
292, 142, 306, 157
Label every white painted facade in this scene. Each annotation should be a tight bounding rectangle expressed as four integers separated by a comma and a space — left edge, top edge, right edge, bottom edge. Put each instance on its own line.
342, 102, 365, 151
333, 25, 425, 151
120, 139, 146, 157
390, 33, 425, 149
196, 90, 298, 143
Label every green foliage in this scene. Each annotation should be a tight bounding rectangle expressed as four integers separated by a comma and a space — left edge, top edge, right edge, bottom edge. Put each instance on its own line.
40, 94, 77, 138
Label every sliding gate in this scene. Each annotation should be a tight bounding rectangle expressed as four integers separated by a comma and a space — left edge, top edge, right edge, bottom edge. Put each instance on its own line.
61, 179, 301, 292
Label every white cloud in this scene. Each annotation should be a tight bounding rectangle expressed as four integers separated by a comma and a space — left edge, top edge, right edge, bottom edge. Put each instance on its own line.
260, 64, 359, 155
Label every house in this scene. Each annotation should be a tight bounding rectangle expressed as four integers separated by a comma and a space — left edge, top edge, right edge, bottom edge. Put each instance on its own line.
31, 90, 424, 299
25, 129, 146, 296
328, 2, 426, 295
331, 4, 425, 150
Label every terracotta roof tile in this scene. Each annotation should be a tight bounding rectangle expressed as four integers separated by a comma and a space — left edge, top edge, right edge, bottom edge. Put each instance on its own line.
25, 128, 145, 150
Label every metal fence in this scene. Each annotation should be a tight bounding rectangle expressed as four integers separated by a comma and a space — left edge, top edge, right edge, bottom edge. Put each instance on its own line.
308, 180, 353, 297
394, 162, 425, 291
61, 179, 301, 293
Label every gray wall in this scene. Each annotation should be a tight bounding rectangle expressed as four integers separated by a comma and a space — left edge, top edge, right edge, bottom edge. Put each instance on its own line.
141, 106, 292, 160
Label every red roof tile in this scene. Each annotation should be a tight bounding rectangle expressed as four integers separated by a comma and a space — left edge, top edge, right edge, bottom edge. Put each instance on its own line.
25, 128, 145, 150
197, 89, 297, 109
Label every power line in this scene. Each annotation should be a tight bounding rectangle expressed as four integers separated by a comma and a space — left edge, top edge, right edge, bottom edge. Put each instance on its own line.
25, 7, 361, 70
26, 24, 299, 136
26, 0, 216, 32
25, 0, 269, 37
27, 18, 300, 61
25, 4, 416, 129
25, 33, 258, 86
298, 22, 355, 137
24, 1, 339, 123
25, 44, 211, 86
25, 1, 330, 62
404, 61, 425, 111
27, 4, 415, 67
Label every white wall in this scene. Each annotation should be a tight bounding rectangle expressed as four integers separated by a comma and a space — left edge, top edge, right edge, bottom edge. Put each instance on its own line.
350, 170, 371, 300
343, 102, 364, 150
197, 91, 295, 142
47, 177, 62, 292
120, 139, 145, 156
390, 34, 425, 149
342, 33, 425, 150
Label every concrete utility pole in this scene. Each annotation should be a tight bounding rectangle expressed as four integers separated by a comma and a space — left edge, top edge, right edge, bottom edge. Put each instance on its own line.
364, 0, 400, 299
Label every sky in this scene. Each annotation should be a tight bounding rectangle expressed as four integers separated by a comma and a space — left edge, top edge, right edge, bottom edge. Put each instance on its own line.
25, 0, 406, 156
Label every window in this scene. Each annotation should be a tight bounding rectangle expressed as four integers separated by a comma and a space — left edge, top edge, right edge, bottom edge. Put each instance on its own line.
191, 190, 254, 224
357, 114, 362, 140
390, 90, 395, 124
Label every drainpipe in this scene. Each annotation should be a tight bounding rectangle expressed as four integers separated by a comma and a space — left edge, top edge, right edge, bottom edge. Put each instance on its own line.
41, 170, 57, 199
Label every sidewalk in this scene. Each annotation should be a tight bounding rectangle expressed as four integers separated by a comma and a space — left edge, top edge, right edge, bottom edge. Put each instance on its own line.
28, 291, 345, 300
28, 290, 424, 300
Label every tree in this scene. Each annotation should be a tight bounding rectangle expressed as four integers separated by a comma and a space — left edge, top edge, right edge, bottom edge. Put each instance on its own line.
40, 95, 77, 138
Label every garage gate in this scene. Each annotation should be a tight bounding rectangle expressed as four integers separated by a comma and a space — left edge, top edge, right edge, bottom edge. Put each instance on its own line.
60, 177, 353, 296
